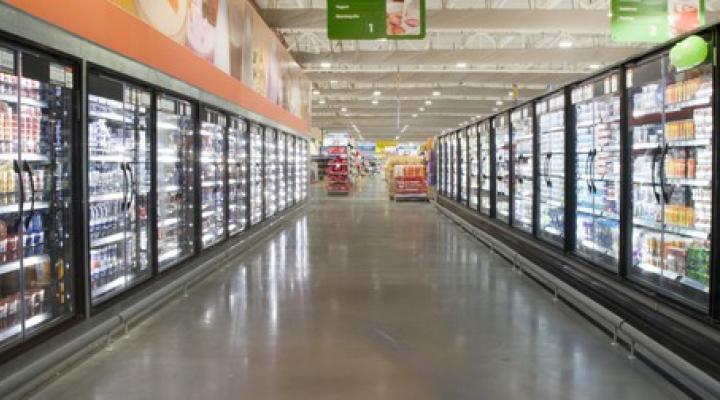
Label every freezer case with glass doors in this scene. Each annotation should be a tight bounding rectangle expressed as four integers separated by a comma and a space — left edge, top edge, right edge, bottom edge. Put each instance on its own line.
264, 128, 278, 218
511, 106, 533, 233
494, 115, 511, 223
249, 123, 263, 225
478, 121, 492, 214
156, 94, 195, 270
627, 38, 714, 309
228, 117, 248, 235
459, 129, 468, 204
87, 73, 151, 304
278, 132, 287, 211
537, 93, 566, 246
0, 45, 76, 345
572, 72, 622, 271
468, 125, 479, 210
199, 109, 226, 249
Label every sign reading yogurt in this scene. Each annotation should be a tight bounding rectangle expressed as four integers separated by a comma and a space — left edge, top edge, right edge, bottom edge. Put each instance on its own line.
328, 0, 425, 40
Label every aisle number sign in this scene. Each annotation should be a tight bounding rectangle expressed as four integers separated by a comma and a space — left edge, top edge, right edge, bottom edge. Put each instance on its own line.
612, 0, 705, 43
328, 0, 426, 40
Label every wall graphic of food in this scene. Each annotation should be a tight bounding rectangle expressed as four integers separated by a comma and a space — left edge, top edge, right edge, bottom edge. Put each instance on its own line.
187, 0, 220, 62
386, 0, 420, 36
135, 0, 190, 44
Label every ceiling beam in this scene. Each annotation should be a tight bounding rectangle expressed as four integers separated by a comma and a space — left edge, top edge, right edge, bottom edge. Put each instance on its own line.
309, 70, 586, 87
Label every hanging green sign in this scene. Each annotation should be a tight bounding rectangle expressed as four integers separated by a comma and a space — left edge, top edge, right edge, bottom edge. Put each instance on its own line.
328, 0, 426, 40
611, 0, 705, 43
670, 35, 709, 70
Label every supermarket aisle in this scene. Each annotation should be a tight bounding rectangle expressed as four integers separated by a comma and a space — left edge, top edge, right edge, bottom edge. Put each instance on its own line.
31, 179, 688, 400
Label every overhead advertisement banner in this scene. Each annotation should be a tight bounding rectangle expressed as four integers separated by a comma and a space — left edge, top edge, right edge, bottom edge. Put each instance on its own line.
328, 0, 425, 40
612, 0, 705, 43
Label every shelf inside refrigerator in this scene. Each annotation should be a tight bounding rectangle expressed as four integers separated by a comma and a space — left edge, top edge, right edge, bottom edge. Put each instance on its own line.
0, 254, 49, 275
0, 312, 51, 343
635, 263, 709, 293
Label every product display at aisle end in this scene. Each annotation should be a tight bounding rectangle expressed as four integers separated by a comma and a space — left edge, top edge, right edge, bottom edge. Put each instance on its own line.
249, 124, 263, 225
572, 73, 621, 270
278, 132, 288, 210
326, 145, 351, 195
511, 106, 533, 233
156, 94, 195, 271
537, 93, 566, 246
494, 115, 511, 223
0, 47, 76, 345
227, 117, 248, 235
87, 73, 151, 304
264, 128, 278, 218
199, 109, 227, 249
300, 140, 309, 200
478, 121, 492, 214
468, 125, 479, 210
459, 129, 468, 204
627, 40, 713, 309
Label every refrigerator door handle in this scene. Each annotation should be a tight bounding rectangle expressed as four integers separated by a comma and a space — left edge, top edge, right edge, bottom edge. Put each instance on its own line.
660, 143, 670, 204
126, 163, 134, 211
590, 149, 597, 194
12, 159, 23, 230
651, 146, 661, 204
22, 161, 35, 228
584, 151, 592, 192
120, 163, 128, 212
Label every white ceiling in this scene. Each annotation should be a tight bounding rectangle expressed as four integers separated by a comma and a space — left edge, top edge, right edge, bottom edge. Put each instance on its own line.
257, 0, 720, 140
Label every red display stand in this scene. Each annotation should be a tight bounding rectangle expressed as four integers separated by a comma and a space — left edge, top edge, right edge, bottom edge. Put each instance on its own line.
326, 146, 352, 195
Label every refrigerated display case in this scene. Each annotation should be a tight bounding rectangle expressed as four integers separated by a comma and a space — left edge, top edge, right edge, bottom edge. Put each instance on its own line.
439, 137, 446, 195
494, 115, 511, 223
300, 139, 308, 200
572, 73, 621, 270
627, 40, 713, 309
87, 73, 151, 304
479, 121, 492, 214
249, 124, 263, 225
227, 117, 247, 235
264, 128, 278, 218
288, 135, 296, 206
459, 129, 468, 204
199, 108, 226, 249
511, 106, 533, 233
537, 92, 566, 246
448, 133, 456, 200
278, 132, 287, 210
0, 46, 76, 345
468, 125, 479, 210
156, 94, 195, 271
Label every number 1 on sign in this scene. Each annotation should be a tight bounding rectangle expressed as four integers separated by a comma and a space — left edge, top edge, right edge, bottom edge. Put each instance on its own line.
369, 23, 374, 33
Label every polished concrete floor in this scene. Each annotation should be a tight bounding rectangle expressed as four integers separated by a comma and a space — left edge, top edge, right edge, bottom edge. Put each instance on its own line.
31, 178, 689, 400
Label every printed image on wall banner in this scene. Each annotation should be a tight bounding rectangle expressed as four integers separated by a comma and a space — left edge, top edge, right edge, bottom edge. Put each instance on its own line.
612, 0, 705, 43
108, 0, 311, 122
328, 0, 425, 40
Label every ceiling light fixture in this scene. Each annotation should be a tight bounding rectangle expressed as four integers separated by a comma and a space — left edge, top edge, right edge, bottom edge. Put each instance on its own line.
456, 62, 468, 68
558, 39, 573, 48
412, 113, 418, 118
372, 99, 379, 105
312, 90, 320, 95
341, 107, 348, 112
395, 135, 400, 140
496, 100, 504, 106
419, 107, 425, 112
320, 61, 332, 69
425, 99, 432, 106
373, 90, 382, 96
432, 90, 441, 96
318, 99, 326, 104
493, 107, 499, 112
589, 64, 602, 70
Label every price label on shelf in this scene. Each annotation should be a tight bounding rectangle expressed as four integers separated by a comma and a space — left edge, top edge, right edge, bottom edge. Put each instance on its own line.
64, 67, 73, 89
49, 63, 65, 85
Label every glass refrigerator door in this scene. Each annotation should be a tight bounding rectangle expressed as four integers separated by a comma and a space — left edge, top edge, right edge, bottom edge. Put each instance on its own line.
0, 48, 75, 344
228, 117, 247, 235
459, 130, 468, 204
199, 109, 226, 249
479, 122, 491, 214
278, 132, 287, 211
156, 95, 195, 271
264, 128, 278, 218
293, 138, 301, 203
469, 126, 479, 210
286, 134, 294, 207
511, 106, 533, 233
572, 73, 621, 270
87, 75, 151, 304
249, 124, 263, 225
300, 141, 308, 200
449, 134, 456, 199
494, 115, 511, 223
537, 93, 566, 246
438, 137, 445, 195
627, 44, 713, 309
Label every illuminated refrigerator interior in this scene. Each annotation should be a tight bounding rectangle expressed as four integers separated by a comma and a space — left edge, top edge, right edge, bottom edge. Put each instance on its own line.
459, 129, 468, 204
573, 73, 621, 270
156, 94, 195, 271
199, 109, 226, 249
537, 93, 566, 246
227, 117, 248, 235
0, 47, 75, 344
87, 73, 151, 304
627, 43, 713, 309
511, 106, 533, 233
479, 121, 491, 214
494, 115, 511, 223
264, 128, 278, 218
278, 132, 287, 211
249, 124, 263, 225
468, 125, 478, 210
